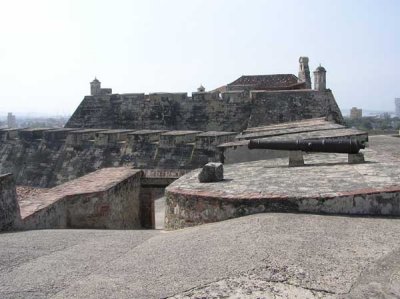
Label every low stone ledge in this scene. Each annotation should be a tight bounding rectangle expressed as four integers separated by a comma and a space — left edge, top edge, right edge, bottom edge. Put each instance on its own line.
159, 131, 202, 148
19, 128, 51, 141
165, 186, 400, 230
195, 131, 237, 150
127, 130, 166, 144
20, 167, 143, 230
43, 128, 78, 142
94, 129, 135, 146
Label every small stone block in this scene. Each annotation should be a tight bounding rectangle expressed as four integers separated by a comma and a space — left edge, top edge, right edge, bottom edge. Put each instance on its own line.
348, 153, 365, 164
289, 151, 304, 167
198, 162, 224, 183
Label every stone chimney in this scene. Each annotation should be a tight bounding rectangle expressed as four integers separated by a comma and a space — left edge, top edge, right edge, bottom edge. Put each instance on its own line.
298, 57, 311, 89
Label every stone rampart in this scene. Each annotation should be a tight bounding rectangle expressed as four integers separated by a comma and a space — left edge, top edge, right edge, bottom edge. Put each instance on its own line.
0, 119, 366, 188
0, 173, 20, 231
0, 128, 236, 188
65, 89, 343, 131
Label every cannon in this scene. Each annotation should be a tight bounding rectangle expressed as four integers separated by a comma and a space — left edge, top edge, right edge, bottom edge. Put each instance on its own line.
248, 138, 366, 166
248, 138, 365, 154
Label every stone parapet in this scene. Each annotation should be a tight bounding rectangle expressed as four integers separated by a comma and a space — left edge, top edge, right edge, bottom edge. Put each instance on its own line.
18, 128, 50, 141
191, 91, 221, 101
65, 129, 107, 147
20, 168, 142, 230
127, 130, 166, 145
195, 131, 237, 151
148, 92, 188, 101
43, 128, 78, 142
159, 131, 202, 148
0, 128, 21, 141
94, 129, 135, 146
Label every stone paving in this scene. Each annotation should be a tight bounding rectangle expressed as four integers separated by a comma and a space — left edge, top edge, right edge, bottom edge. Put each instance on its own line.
165, 136, 400, 229
167, 148, 400, 201
1, 213, 400, 298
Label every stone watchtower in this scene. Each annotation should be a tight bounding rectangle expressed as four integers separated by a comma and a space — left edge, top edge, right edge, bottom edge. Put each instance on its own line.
298, 57, 311, 89
90, 78, 101, 96
197, 85, 205, 92
313, 65, 327, 91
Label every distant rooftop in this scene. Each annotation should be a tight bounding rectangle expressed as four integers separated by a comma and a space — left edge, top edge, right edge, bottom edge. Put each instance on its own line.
227, 74, 299, 90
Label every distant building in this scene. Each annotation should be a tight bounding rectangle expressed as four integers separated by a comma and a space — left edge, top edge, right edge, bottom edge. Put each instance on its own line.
7, 113, 16, 128
350, 107, 362, 119
395, 98, 400, 117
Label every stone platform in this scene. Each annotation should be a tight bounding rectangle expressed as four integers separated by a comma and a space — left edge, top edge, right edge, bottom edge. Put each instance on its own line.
165, 136, 400, 229
2, 213, 400, 298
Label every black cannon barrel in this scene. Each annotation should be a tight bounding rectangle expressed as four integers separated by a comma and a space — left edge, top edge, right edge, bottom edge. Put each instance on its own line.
248, 138, 365, 154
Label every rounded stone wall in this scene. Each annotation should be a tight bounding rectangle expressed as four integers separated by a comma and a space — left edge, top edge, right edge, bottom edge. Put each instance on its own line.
165, 156, 400, 230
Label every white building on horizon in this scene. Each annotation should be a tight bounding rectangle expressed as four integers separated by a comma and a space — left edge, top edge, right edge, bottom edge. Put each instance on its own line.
396, 98, 400, 117
7, 112, 16, 128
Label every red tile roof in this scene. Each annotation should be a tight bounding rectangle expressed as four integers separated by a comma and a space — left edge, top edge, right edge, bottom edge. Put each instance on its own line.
228, 74, 299, 90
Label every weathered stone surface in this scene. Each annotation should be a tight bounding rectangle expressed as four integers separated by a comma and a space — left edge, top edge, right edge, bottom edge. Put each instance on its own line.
0, 174, 20, 231
65, 89, 343, 131
198, 162, 223, 183
0, 129, 227, 187
165, 141, 400, 229
1, 214, 400, 298
19, 167, 142, 230
0, 120, 364, 188
16, 186, 48, 201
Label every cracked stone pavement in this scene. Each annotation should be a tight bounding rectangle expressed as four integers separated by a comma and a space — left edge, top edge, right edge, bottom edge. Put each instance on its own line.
1, 213, 400, 298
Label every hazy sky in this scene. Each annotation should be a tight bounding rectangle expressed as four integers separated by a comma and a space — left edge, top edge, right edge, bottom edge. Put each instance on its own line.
0, 0, 399, 116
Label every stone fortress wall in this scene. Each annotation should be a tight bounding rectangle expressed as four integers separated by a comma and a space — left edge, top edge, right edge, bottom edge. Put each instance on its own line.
0, 57, 344, 189
0, 56, 351, 230
66, 57, 343, 130
0, 127, 236, 188
65, 89, 342, 131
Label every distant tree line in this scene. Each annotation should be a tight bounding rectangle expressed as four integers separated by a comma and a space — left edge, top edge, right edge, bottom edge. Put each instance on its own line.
17, 117, 68, 129
344, 115, 400, 134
